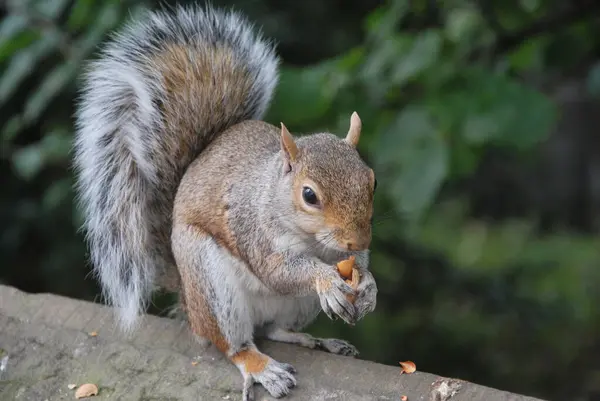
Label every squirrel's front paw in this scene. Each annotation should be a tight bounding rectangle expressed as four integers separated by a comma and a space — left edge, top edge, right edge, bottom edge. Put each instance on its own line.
354, 269, 377, 321
315, 273, 356, 325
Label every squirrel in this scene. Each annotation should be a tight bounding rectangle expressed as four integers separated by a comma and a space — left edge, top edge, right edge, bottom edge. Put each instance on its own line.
73, 4, 378, 400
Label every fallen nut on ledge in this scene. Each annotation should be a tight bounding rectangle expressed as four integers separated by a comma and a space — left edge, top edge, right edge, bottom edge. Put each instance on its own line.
75, 383, 99, 399
399, 360, 417, 374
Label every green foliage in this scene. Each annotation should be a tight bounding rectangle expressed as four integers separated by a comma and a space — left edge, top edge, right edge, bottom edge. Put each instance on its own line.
268, 0, 560, 221
2, 1, 600, 400
0, 0, 150, 298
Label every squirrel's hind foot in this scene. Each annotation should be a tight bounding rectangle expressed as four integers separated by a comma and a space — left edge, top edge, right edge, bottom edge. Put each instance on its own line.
265, 328, 359, 357
232, 345, 297, 400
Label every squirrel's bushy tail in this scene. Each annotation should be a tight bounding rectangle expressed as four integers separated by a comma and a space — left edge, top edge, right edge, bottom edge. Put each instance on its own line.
73, 5, 279, 331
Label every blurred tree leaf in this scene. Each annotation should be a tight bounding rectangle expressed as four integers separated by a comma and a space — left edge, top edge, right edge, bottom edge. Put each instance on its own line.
507, 36, 546, 72
0, 14, 30, 49
12, 143, 45, 180
43, 178, 72, 211
23, 62, 78, 124
586, 62, 600, 98
267, 65, 334, 126
2, 116, 23, 144
67, 0, 95, 30
40, 128, 72, 162
445, 7, 482, 43
377, 106, 448, 219
365, 0, 409, 40
37, 0, 74, 18
392, 30, 442, 85
0, 34, 60, 106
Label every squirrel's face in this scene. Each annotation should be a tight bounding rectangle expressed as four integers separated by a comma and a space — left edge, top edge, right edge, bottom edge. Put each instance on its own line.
280, 113, 375, 252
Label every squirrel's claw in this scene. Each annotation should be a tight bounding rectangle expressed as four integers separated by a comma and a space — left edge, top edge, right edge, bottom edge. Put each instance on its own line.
242, 375, 255, 401
242, 358, 296, 400
353, 270, 378, 321
319, 296, 336, 321
317, 274, 357, 325
316, 338, 359, 357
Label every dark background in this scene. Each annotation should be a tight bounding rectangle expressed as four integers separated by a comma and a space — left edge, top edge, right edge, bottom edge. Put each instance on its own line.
2, 0, 600, 400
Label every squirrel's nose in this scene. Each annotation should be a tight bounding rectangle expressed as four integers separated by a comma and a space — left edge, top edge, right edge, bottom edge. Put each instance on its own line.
345, 238, 371, 251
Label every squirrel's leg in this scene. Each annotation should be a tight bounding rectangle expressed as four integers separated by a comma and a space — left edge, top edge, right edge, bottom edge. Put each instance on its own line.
265, 327, 358, 357
259, 296, 358, 357
173, 225, 296, 401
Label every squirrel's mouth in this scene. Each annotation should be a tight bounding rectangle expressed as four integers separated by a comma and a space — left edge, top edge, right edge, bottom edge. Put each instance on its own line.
315, 231, 371, 252
315, 231, 362, 252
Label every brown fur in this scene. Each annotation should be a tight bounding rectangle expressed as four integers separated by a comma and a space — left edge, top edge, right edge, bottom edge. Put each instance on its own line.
175, 120, 282, 269
175, 118, 375, 269
157, 44, 252, 156
292, 136, 374, 251
147, 43, 258, 290
231, 349, 269, 374
172, 115, 376, 397
177, 228, 231, 354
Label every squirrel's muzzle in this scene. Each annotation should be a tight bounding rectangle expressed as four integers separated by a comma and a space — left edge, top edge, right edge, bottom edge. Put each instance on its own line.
338, 227, 371, 251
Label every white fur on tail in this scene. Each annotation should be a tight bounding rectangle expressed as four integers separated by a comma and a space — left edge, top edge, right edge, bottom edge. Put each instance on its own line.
72, 5, 279, 331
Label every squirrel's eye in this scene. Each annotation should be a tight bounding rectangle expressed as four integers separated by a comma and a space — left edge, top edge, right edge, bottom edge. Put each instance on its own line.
302, 186, 319, 205
374, 178, 378, 192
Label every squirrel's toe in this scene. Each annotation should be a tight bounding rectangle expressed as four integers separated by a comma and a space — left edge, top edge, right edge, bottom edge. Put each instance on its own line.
317, 338, 359, 357
252, 358, 297, 398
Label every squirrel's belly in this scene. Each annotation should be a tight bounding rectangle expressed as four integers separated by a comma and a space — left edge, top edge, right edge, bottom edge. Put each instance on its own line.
203, 237, 322, 330
248, 293, 321, 331
233, 261, 321, 329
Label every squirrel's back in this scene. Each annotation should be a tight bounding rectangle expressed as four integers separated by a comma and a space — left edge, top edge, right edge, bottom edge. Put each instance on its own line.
73, 5, 279, 331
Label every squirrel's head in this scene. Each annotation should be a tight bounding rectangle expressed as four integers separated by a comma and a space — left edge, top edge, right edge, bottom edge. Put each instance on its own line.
279, 113, 375, 252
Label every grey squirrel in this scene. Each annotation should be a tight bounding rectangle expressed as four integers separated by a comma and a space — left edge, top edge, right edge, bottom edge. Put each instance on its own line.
73, 5, 378, 400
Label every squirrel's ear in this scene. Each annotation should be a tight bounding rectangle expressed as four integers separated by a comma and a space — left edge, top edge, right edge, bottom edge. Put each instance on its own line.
280, 123, 299, 164
345, 112, 362, 147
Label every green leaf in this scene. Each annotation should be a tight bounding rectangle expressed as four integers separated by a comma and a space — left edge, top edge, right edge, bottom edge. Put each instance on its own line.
508, 37, 545, 72
40, 128, 72, 162
449, 139, 480, 178
0, 14, 39, 63
67, 0, 95, 30
23, 61, 78, 124
500, 85, 556, 149
361, 36, 409, 79
366, 0, 409, 39
0, 33, 60, 106
391, 30, 442, 85
70, 1, 123, 60
336, 46, 365, 72
38, 0, 73, 19
376, 106, 448, 219
0, 14, 28, 42
449, 68, 556, 149
462, 113, 502, 144
266, 65, 333, 126
43, 178, 72, 211
360, 36, 410, 100
445, 8, 480, 43
12, 144, 45, 180
519, 0, 541, 13
2, 115, 23, 143
586, 63, 600, 98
